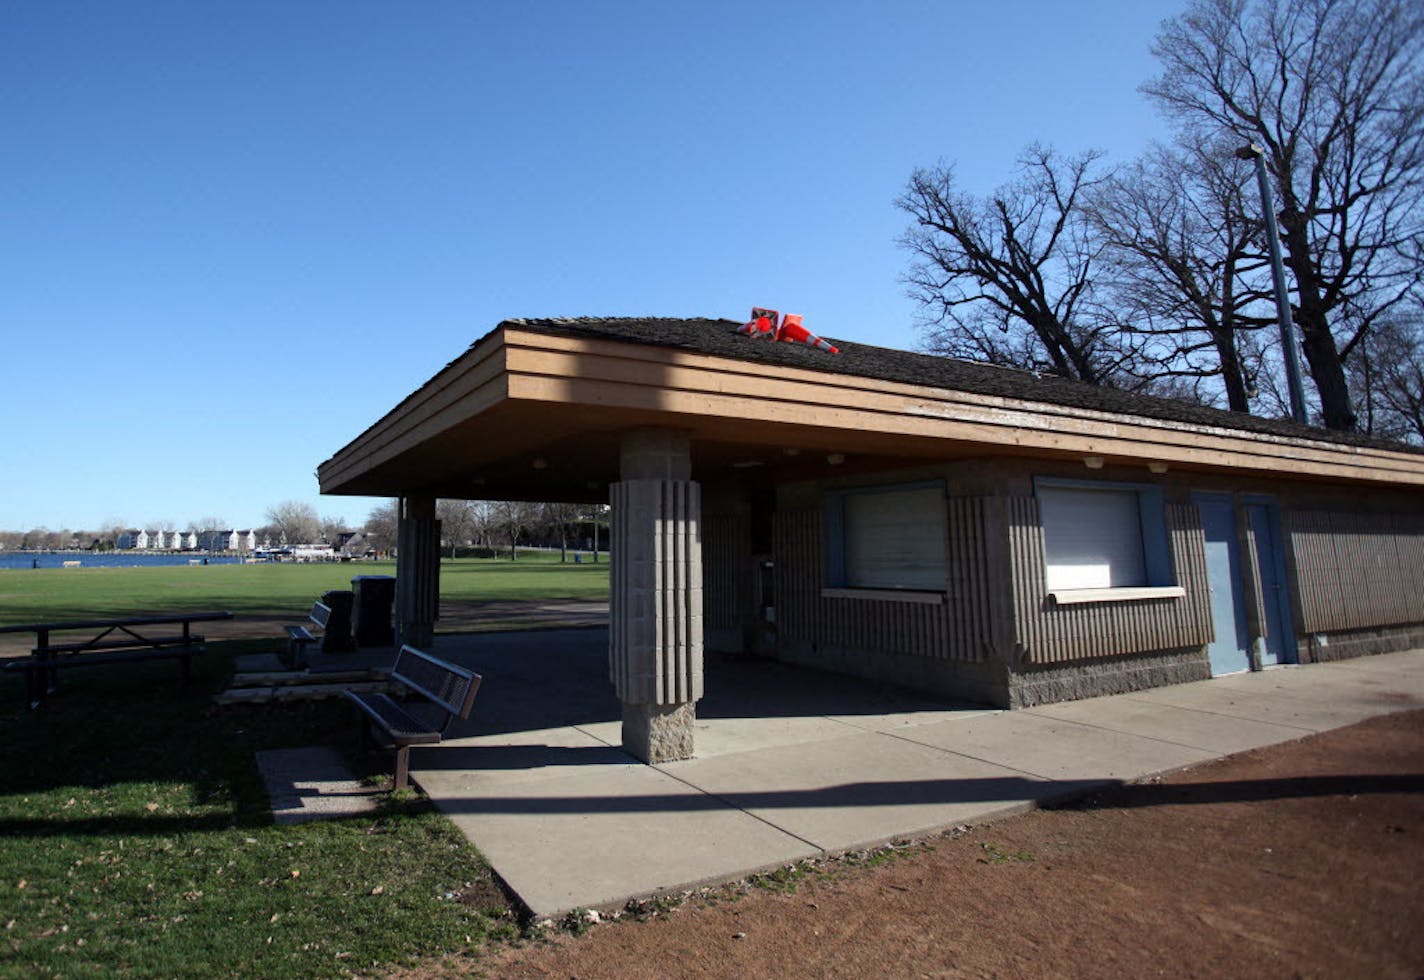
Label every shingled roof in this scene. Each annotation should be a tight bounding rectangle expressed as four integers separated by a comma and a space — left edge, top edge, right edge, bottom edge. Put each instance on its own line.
496, 316, 1421, 455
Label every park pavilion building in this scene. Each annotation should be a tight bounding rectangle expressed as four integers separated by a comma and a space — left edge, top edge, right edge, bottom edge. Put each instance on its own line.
317, 318, 1424, 763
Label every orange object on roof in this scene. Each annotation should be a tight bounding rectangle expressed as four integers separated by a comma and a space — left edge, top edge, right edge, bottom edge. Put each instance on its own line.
738, 307, 779, 340
737, 307, 839, 353
776, 313, 839, 354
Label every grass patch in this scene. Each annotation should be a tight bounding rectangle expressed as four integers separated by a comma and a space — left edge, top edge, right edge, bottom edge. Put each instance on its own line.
0, 552, 608, 628
0, 640, 517, 978
978, 842, 1035, 864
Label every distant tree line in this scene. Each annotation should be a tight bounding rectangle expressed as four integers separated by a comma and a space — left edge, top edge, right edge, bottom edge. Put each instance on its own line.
1, 501, 355, 552
362, 500, 607, 562
1, 499, 607, 558
898, 0, 1423, 439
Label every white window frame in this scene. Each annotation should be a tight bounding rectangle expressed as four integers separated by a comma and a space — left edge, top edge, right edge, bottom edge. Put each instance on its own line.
823, 481, 948, 602
1035, 478, 1183, 604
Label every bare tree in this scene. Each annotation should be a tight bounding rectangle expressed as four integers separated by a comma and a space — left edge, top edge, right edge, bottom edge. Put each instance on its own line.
492, 500, 537, 560
436, 499, 478, 559
540, 502, 583, 562
263, 501, 320, 546
897, 145, 1138, 385
1351, 304, 1424, 441
470, 501, 498, 550
320, 514, 351, 544
363, 500, 399, 555
100, 518, 129, 551
1144, 0, 1424, 429
1090, 141, 1276, 410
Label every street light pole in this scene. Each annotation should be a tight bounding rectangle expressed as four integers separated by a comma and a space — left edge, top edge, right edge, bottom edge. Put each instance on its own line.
1236, 143, 1309, 425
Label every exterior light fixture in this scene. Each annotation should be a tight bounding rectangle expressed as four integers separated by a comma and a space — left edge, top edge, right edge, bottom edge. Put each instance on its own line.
1148, 462, 1169, 475
531, 457, 548, 470
1083, 456, 1105, 470
826, 453, 846, 465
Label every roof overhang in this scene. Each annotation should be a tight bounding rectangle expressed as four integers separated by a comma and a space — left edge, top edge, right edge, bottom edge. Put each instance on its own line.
318, 325, 1424, 502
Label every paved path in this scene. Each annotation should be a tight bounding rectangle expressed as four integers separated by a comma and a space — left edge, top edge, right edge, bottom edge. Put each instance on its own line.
409, 635, 1424, 919
256, 746, 383, 825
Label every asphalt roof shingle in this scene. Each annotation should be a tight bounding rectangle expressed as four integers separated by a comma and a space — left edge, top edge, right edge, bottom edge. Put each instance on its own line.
498, 316, 1421, 455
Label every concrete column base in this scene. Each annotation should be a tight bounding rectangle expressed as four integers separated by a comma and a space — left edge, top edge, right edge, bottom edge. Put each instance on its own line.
622, 701, 695, 763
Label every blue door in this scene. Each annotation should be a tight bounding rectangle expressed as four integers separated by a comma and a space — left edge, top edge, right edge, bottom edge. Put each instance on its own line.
1196, 493, 1251, 675
1245, 500, 1294, 666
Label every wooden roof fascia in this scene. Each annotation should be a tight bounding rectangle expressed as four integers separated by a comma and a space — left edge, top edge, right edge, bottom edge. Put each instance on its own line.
503, 330, 1415, 462
501, 329, 1424, 487
505, 371, 1419, 485
318, 331, 510, 493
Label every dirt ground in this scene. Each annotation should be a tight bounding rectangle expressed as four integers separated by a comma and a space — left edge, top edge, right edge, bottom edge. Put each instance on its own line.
404, 709, 1424, 979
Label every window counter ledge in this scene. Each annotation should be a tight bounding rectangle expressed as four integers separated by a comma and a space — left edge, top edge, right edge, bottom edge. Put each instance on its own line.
1049, 586, 1186, 605
821, 587, 946, 605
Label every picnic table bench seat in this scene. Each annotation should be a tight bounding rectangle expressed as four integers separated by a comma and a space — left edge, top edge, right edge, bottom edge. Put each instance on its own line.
3, 645, 200, 672
40, 634, 200, 655
0, 612, 231, 709
346, 645, 481, 790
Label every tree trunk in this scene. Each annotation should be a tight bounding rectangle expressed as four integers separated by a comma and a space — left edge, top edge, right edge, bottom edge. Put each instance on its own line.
1280, 206, 1357, 430
1297, 317, 1356, 429
1212, 320, 1251, 413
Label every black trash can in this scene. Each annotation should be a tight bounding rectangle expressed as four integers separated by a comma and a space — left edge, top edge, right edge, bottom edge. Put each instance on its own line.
319, 589, 355, 653
351, 575, 396, 647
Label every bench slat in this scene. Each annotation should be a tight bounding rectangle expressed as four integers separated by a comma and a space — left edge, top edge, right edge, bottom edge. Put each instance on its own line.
344, 692, 442, 744
389, 646, 481, 722
346, 645, 481, 790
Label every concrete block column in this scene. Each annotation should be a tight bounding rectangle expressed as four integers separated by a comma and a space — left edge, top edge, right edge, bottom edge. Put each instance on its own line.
395, 495, 440, 649
610, 430, 703, 763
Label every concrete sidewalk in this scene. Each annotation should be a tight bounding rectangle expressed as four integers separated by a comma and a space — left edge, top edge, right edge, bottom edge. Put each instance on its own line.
411, 636, 1424, 919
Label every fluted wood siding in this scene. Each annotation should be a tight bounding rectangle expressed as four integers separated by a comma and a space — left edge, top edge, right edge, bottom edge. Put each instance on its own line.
395, 514, 440, 637
1286, 511, 1424, 633
703, 513, 751, 631
1009, 500, 1212, 664
772, 499, 994, 662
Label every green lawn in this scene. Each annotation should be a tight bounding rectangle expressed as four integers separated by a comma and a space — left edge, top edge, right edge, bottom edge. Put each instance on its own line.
0, 641, 519, 979
0, 552, 608, 627
0, 556, 610, 977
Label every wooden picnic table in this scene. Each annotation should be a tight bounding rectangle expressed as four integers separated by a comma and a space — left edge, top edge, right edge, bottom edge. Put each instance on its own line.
0, 611, 234, 708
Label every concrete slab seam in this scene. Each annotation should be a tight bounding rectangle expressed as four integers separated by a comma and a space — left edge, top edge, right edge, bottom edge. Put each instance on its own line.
572, 723, 621, 749
649, 762, 826, 853
871, 728, 1058, 784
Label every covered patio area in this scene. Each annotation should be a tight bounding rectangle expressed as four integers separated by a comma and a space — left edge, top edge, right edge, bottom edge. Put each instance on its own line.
397, 629, 1424, 918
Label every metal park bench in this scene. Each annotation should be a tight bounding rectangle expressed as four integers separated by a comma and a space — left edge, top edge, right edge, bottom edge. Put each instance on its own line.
0, 612, 233, 709
284, 600, 332, 666
345, 645, 481, 790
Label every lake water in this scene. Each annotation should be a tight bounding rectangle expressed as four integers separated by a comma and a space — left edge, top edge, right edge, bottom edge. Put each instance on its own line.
0, 553, 250, 570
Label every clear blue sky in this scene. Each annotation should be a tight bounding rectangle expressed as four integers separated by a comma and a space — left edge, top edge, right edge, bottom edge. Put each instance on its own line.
1, 0, 1179, 532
